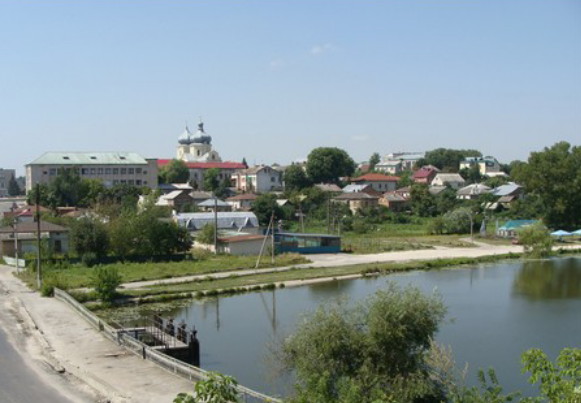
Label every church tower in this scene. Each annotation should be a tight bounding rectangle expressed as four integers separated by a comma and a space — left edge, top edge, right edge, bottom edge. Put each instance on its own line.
176, 120, 222, 162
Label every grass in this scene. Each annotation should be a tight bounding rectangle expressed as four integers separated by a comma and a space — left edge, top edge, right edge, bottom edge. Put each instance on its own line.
342, 235, 473, 254
16, 252, 309, 290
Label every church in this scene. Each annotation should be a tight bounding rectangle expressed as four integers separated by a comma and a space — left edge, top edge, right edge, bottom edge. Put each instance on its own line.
158, 121, 246, 190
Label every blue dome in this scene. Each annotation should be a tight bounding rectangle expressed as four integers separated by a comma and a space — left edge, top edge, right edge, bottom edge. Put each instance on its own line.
192, 121, 212, 144
178, 126, 194, 145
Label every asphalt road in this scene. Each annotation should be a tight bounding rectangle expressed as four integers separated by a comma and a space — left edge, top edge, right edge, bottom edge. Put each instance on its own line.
0, 324, 79, 403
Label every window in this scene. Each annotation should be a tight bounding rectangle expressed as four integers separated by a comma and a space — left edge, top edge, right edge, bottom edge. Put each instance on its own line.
105, 168, 111, 174
120, 168, 127, 174
90, 168, 96, 174
128, 180, 134, 185
97, 168, 103, 174
81, 168, 89, 175
49, 168, 57, 176
135, 167, 142, 174
136, 180, 142, 185
113, 180, 119, 185
113, 168, 119, 174
128, 168, 134, 174
120, 180, 126, 184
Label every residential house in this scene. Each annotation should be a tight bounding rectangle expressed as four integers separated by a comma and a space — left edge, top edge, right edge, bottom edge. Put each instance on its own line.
158, 183, 193, 195
384, 152, 425, 170
412, 166, 439, 185
379, 192, 410, 212
3, 204, 50, 224
226, 193, 258, 211
232, 165, 283, 193
145, 190, 195, 212
496, 220, 539, 238
174, 212, 260, 234
395, 186, 412, 199
350, 173, 399, 193
428, 186, 448, 196
375, 160, 403, 175
0, 168, 16, 197
488, 182, 524, 210
314, 183, 342, 194
197, 198, 232, 212
0, 221, 69, 257
459, 156, 503, 176
431, 173, 466, 189
456, 183, 491, 200
202, 233, 266, 256
26, 152, 158, 192
333, 192, 379, 214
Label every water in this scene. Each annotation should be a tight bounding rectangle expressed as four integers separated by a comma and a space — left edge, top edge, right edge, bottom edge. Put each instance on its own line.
165, 256, 581, 397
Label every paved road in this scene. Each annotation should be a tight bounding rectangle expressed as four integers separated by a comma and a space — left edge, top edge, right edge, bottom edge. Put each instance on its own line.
0, 324, 77, 403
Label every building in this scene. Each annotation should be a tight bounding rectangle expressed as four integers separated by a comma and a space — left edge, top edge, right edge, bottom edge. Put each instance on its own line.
496, 220, 539, 238
431, 173, 466, 189
459, 156, 502, 176
158, 160, 245, 191
314, 183, 342, 193
26, 152, 158, 192
349, 173, 399, 193
379, 192, 410, 212
0, 169, 16, 197
0, 220, 69, 257
412, 166, 439, 185
333, 192, 379, 214
275, 232, 341, 254
226, 193, 258, 211
232, 165, 283, 193
456, 183, 491, 200
174, 211, 260, 234
384, 152, 425, 170
375, 160, 403, 175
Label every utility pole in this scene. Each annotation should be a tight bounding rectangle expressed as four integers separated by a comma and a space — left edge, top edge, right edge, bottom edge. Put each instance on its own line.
213, 194, 218, 254
35, 184, 42, 288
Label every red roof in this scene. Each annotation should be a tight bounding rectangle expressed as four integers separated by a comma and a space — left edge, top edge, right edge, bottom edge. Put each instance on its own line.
351, 173, 399, 182
157, 159, 246, 170
412, 168, 437, 179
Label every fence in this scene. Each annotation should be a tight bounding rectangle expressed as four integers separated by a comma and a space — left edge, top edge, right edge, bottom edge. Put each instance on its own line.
54, 288, 281, 403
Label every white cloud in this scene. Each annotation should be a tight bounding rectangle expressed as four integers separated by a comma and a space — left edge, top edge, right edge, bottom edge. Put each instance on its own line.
310, 43, 336, 56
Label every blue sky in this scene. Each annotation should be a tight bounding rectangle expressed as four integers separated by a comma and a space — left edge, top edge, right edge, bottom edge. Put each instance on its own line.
1, 1, 580, 175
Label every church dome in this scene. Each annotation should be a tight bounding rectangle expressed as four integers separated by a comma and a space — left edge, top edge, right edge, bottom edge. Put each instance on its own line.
192, 121, 212, 144
178, 126, 194, 145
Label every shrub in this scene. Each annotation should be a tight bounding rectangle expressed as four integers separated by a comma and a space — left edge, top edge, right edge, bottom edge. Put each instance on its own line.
92, 266, 122, 303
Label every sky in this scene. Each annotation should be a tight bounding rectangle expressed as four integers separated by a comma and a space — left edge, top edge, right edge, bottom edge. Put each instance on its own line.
1, 0, 580, 176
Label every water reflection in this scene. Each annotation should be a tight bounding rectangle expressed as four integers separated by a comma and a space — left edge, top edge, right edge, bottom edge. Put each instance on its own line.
513, 257, 581, 299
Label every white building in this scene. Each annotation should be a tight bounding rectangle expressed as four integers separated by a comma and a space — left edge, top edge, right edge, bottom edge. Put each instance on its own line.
459, 156, 502, 176
232, 165, 283, 193
26, 152, 158, 192
0, 168, 16, 197
431, 173, 466, 189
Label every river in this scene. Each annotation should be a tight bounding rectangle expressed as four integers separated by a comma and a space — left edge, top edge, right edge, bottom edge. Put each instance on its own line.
163, 256, 581, 397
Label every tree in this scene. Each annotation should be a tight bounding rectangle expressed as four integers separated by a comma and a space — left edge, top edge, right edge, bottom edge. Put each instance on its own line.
517, 222, 553, 258
204, 168, 221, 192
251, 193, 283, 226
410, 183, 436, 217
368, 152, 381, 172
196, 223, 216, 245
306, 147, 355, 184
174, 371, 240, 403
284, 164, 311, 192
416, 148, 482, 172
280, 283, 447, 403
511, 141, 581, 230
159, 159, 190, 184
441, 207, 473, 234
92, 266, 122, 304
460, 164, 483, 184
7, 176, 21, 196
241, 157, 248, 169
70, 216, 109, 259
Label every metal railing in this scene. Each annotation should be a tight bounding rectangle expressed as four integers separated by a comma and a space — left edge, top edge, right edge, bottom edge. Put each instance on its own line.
53, 288, 281, 403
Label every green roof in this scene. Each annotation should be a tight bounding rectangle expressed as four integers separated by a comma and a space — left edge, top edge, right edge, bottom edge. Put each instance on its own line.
498, 220, 539, 230
28, 152, 149, 165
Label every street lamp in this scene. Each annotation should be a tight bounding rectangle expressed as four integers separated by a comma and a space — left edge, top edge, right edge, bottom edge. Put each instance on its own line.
10, 217, 20, 272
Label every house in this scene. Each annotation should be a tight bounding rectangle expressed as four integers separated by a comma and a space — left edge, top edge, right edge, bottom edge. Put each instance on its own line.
333, 192, 379, 214
158, 190, 196, 212
174, 212, 260, 234
412, 166, 439, 185
431, 173, 466, 189
496, 220, 540, 238
0, 168, 16, 197
0, 220, 70, 257
232, 165, 283, 193
196, 198, 232, 212
488, 182, 524, 209
384, 152, 425, 170
375, 160, 403, 175
428, 186, 448, 196
395, 186, 412, 199
456, 183, 491, 200
158, 183, 193, 195
226, 193, 258, 211
459, 156, 503, 176
349, 173, 399, 193
379, 192, 410, 212
314, 183, 342, 193
3, 204, 51, 224
26, 152, 158, 192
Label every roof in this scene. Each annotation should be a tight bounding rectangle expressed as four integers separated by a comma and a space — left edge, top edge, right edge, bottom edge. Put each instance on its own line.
0, 220, 69, 234
351, 173, 399, 182
197, 198, 230, 207
4, 205, 50, 218
334, 192, 379, 200
434, 173, 465, 182
277, 232, 340, 239
314, 183, 342, 192
158, 183, 193, 192
175, 212, 259, 231
157, 159, 245, 170
161, 190, 191, 200
28, 152, 149, 166
412, 167, 438, 179
491, 183, 522, 197
190, 191, 213, 200
381, 192, 408, 202
237, 165, 280, 175
226, 193, 258, 201
428, 186, 448, 195
457, 183, 491, 196
376, 160, 402, 167
342, 184, 371, 193
219, 234, 266, 243
498, 220, 539, 230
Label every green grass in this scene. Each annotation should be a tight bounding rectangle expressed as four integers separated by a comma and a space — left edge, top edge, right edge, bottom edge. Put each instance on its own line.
16, 253, 309, 290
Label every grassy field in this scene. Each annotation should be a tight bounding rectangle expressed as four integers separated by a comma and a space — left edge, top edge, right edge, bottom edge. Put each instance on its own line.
17, 252, 309, 290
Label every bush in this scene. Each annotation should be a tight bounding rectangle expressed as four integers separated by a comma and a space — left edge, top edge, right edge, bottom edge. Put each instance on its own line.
92, 266, 122, 303
40, 272, 71, 297
81, 252, 98, 267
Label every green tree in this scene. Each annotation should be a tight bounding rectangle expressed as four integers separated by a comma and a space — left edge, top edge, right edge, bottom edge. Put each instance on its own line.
7, 176, 21, 196
511, 141, 581, 229
368, 152, 381, 171
460, 164, 483, 184
306, 147, 355, 184
159, 159, 190, 184
416, 148, 482, 172
251, 193, 283, 226
70, 216, 109, 259
92, 266, 122, 304
284, 164, 311, 192
517, 223, 553, 258
410, 183, 436, 217
196, 223, 216, 245
204, 168, 221, 192
280, 283, 447, 403
174, 371, 239, 403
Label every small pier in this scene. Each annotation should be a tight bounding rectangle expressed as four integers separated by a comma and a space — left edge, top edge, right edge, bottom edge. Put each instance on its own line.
120, 314, 200, 367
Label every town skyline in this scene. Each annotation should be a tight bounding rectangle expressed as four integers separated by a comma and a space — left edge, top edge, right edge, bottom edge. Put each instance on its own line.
2, 1, 580, 175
